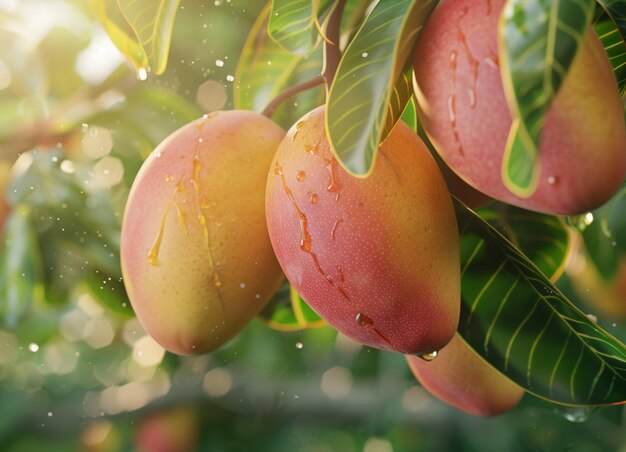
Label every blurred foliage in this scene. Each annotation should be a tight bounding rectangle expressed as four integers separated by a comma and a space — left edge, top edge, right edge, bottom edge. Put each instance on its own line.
0, 1, 625, 451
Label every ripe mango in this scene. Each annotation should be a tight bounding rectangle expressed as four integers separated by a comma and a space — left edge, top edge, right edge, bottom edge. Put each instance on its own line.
265, 106, 460, 355
121, 111, 285, 355
406, 333, 524, 416
413, 0, 626, 215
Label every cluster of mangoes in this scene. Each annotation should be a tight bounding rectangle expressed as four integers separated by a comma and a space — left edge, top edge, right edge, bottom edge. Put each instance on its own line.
120, 0, 626, 417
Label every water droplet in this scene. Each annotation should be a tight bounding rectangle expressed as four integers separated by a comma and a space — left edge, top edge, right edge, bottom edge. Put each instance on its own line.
586, 313, 598, 324
361, 52, 368, 58
226, 74, 234, 82
568, 213, 595, 232
356, 312, 374, 328
547, 175, 559, 186
137, 67, 148, 81
456, 7, 478, 108
331, 219, 341, 240
419, 351, 438, 361
308, 192, 318, 204
292, 121, 305, 142
166, 175, 174, 182
296, 170, 306, 182
215, 59, 224, 67
239, 282, 246, 289
295, 342, 303, 349
273, 163, 283, 176
213, 273, 222, 288
47, 412, 53, 417
28, 343, 39, 352
560, 406, 591, 423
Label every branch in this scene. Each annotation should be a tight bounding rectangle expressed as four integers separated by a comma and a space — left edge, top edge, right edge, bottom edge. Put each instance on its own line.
322, 0, 347, 92
261, 75, 325, 119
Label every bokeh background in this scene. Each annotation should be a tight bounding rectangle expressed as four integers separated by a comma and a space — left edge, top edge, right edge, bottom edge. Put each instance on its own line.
0, 0, 625, 450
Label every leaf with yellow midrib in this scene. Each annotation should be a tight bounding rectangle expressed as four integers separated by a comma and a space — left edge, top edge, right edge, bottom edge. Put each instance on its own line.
456, 198, 626, 406
90, 0, 180, 77
326, 0, 437, 177
499, 0, 595, 197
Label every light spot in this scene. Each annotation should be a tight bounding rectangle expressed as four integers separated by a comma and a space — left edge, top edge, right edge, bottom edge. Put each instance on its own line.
132, 335, 165, 367
196, 79, 227, 111
363, 437, 393, 452
203, 367, 232, 397
320, 366, 352, 400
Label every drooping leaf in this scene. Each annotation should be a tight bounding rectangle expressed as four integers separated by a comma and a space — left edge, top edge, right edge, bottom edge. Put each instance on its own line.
258, 282, 325, 332
268, 0, 334, 55
596, 0, 626, 43
0, 205, 44, 328
456, 199, 626, 406
234, 4, 324, 129
595, 17, 626, 94
382, 64, 415, 138
477, 203, 570, 282
499, 0, 595, 196
90, 0, 180, 77
326, 0, 437, 177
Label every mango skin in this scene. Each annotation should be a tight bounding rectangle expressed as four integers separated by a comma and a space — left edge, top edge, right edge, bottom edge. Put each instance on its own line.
121, 111, 285, 355
265, 106, 460, 354
406, 333, 524, 416
413, 0, 626, 215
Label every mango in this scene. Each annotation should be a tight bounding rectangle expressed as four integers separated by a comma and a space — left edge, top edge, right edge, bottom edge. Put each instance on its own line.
135, 406, 199, 452
265, 106, 460, 355
413, 0, 626, 215
406, 333, 524, 416
121, 111, 285, 355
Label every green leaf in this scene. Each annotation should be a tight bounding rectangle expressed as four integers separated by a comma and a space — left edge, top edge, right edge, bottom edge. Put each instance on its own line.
0, 205, 44, 328
7, 150, 125, 307
477, 203, 570, 281
576, 185, 626, 279
84, 273, 134, 317
456, 199, 626, 406
90, 0, 180, 77
268, 0, 334, 55
326, 0, 437, 177
499, 0, 595, 196
234, 4, 324, 129
595, 16, 626, 94
382, 64, 415, 139
258, 282, 326, 332
400, 97, 417, 132
596, 0, 626, 43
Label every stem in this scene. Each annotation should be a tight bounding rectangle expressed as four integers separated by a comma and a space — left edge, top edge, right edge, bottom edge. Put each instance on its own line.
322, 0, 347, 92
260, 0, 347, 119
261, 75, 325, 119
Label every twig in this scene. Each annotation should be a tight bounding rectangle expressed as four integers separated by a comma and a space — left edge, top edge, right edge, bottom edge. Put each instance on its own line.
261, 75, 325, 118
322, 0, 347, 92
